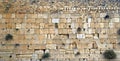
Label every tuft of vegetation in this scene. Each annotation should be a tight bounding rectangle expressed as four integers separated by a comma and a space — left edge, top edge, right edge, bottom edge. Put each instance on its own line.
4, 3, 11, 13
117, 29, 120, 35
42, 53, 50, 59
5, 34, 13, 41
103, 50, 116, 59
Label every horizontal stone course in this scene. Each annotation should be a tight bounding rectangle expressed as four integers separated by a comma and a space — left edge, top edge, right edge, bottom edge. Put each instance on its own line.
0, 0, 120, 61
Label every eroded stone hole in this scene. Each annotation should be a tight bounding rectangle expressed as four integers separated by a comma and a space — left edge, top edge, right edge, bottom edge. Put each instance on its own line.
55, 23, 58, 28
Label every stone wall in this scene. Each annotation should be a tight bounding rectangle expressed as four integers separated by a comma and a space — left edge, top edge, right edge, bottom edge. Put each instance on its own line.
0, 0, 120, 61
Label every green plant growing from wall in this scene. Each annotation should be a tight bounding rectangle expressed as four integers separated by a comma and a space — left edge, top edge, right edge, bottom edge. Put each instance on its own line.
103, 50, 116, 59
5, 34, 13, 41
42, 53, 50, 59
4, 3, 11, 13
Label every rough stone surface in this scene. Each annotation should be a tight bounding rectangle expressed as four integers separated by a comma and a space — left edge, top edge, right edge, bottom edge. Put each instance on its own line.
0, 0, 120, 61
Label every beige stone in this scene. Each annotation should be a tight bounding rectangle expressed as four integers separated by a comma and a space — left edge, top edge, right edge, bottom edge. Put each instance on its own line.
29, 45, 46, 49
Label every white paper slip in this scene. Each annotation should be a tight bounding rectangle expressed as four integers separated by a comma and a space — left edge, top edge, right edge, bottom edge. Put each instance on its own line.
52, 19, 60, 23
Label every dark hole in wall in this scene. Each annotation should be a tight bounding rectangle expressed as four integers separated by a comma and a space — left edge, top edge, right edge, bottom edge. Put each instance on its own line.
55, 23, 58, 28
59, 34, 69, 38
15, 28, 19, 31
66, 34, 69, 38
56, 46, 58, 49
9, 55, 12, 58
83, 28, 85, 31
75, 52, 80, 56
69, 25, 71, 28
51, 1, 54, 3
62, 43, 65, 46
43, 49, 46, 53
27, 45, 29, 48
77, 27, 81, 32
117, 29, 120, 35
104, 15, 109, 19
15, 44, 20, 48
97, 33, 99, 38
27, 29, 30, 32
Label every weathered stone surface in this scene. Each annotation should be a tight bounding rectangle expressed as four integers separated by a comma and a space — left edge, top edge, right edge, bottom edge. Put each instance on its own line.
0, 0, 120, 61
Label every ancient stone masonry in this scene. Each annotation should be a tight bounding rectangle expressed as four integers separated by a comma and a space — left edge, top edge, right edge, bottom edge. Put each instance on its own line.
0, 0, 120, 61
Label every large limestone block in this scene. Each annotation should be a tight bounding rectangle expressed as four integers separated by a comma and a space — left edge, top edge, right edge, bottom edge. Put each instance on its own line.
27, 14, 37, 18
100, 13, 106, 18
99, 34, 108, 38
0, 23, 5, 28
38, 35, 45, 41
26, 19, 35, 23
115, 23, 120, 28
67, 18, 72, 23
21, 23, 26, 29
39, 23, 45, 28
43, 29, 49, 34
62, 29, 69, 34
38, 14, 48, 18
46, 44, 56, 49
34, 29, 40, 34
35, 50, 44, 54
83, 23, 90, 28
69, 34, 77, 39
11, 14, 15, 18
39, 29, 44, 34
58, 23, 66, 28
86, 34, 93, 38
16, 24, 22, 29
2, 14, 11, 19
58, 29, 62, 34
6, 23, 13, 28
14, 49, 34, 54
100, 23, 104, 28
85, 28, 92, 34
48, 29, 55, 34
21, 58, 31, 61
16, 14, 25, 19
30, 29, 34, 34
0, 45, 15, 50
107, 44, 113, 49
29, 44, 46, 49
112, 18, 119, 22
17, 55, 32, 58
60, 18, 67, 23
16, 45, 28, 49
109, 23, 114, 28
